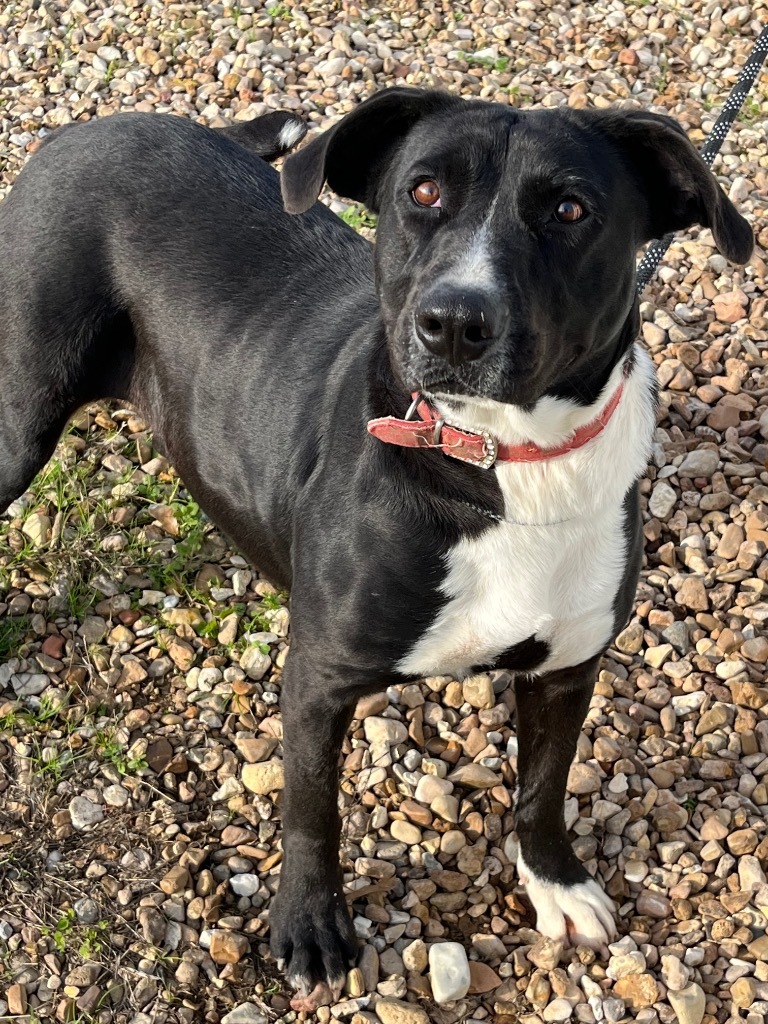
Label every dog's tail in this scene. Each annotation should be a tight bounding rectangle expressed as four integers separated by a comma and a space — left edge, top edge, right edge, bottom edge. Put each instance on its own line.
217, 110, 307, 162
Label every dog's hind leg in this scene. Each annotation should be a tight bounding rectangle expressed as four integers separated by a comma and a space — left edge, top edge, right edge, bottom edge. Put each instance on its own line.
513, 657, 618, 951
0, 404, 73, 514
0, 303, 135, 514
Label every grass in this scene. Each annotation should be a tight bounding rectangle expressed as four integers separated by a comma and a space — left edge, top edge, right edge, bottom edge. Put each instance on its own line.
41, 908, 111, 959
339, 203, 377, 231
95, 729, 148, 775
738, 95, 764, 126
0, 616, 32, 660
104, 59, 121, 84
265, 1, 292, 18
654, 57, 669, 95
457, 51, 510, 73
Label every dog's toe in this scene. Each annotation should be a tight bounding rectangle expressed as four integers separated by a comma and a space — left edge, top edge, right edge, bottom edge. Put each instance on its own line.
270, 884, 357, 1007
521, 868, 617, 952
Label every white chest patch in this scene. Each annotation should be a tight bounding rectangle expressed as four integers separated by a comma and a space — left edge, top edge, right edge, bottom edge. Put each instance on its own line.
397, 345, 657, 680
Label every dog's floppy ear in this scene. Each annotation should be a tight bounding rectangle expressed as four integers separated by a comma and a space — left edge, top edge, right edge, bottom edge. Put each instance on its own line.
281, 87, 461, 215
590, 109, 753, 265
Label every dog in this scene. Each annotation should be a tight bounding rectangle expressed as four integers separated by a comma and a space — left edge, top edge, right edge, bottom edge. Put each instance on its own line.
0, 88, 753, 1012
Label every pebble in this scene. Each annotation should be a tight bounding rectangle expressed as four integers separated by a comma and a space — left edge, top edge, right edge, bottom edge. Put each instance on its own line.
209, 930, 249, 964
668, 983, 706, 1024
68, 796, 104, 830
542, 997, 574, 1021
428, 942, 471, 1003
529, 937, 563, 971
221, 1005, 268, 1024
649, 482, 677, 518
241, 760, 284, 794
73, 898, 100, 924
402, 939, 428, 973
375, 999, 430, 1024
614, 973, 659, 1009
462, 674, 495, 709
447, 764, 500, 788
240, 646, 272, 680
364, 717, 408, 747
567, 763, 601, 794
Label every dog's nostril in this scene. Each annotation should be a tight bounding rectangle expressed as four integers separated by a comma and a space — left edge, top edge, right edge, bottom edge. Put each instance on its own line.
425, 318, 442, 334
464, 324, 488, 345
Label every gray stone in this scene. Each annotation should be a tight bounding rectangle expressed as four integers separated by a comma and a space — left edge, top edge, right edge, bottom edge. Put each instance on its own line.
678, 449, 719, 478
73, 898, 100, 924
69, 796, 104, 830
221, 1004, 268, 1024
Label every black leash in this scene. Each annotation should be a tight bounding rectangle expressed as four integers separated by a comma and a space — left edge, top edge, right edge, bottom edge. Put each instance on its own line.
636, 25, 768, 293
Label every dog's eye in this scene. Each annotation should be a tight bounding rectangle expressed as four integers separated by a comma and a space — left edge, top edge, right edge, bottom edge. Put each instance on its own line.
554, 199, 584, 223
412, 181, 441, 208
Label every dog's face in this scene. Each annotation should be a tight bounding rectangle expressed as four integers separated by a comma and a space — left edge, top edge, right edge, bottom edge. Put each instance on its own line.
283, 89, 753, 408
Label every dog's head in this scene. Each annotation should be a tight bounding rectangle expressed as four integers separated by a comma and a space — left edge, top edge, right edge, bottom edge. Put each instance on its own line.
282, 88, 753, 408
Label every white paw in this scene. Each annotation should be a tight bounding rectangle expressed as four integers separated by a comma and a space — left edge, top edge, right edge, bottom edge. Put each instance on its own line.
518, 854, 617, 950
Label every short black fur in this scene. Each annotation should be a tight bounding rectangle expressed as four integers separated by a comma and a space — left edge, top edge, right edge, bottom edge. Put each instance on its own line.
0, 90, 752, 1004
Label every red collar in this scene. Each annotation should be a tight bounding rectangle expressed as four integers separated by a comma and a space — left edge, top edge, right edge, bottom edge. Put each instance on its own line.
367, 368, 628, 469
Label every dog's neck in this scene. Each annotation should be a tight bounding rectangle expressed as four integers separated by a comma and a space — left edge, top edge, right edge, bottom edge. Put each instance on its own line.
424, 307, 639, 450
428, 354, 631, 450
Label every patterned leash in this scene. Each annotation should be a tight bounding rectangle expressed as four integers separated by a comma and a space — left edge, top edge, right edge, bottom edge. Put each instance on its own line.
636, 25, 768, 293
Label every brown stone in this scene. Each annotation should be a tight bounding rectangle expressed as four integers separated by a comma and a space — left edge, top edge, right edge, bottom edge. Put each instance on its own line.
614, 973, 659, 1008
208, 929, 249, 964
146, 737, 174, 773
713, 288, 748, 324
676, 577, 708, 611
7, 985, 27, 1016
167, 637, 196, 671
468, 961, 502, 994
159, 864, 191, 894
234, 736, 277, 763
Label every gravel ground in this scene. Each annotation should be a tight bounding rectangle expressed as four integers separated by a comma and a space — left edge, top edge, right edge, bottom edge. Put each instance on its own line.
1, 2, 768, 1023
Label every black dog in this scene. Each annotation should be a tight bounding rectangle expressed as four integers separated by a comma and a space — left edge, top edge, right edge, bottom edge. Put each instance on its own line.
0, 88, 752, 1011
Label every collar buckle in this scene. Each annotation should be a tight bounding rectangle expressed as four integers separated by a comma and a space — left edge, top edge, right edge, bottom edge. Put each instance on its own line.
479, 431, 497, 469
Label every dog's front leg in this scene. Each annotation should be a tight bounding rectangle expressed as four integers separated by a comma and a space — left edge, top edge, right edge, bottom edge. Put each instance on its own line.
513, 657, 618, 950
269, 653, 360, 1012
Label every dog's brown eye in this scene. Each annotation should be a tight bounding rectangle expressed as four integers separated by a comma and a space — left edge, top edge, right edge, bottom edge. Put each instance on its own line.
555, 199, 584, 223
412, 181, 441, 208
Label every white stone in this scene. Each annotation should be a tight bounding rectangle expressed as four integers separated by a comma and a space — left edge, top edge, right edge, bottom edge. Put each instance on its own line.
364, 717, 407, 747
415, 775, 453, 803
428, 941, 470, 1004
543, 998, 574, 1022
103, 785, 130, 807
649, 481, 677, 519
239, 646, 271, 680
661, 954, 690, 993
69, 796, 104, 830
729, 176, 751, 203
229, 874, 261, 897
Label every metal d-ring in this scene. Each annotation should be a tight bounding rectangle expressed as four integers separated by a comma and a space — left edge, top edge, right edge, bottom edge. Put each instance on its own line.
433, 418, 444, 445
404, 393, 422, 421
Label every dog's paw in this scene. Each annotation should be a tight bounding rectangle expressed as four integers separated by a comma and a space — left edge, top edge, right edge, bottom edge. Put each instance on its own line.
270, 883, 357, 1012
518, 857, 617, 951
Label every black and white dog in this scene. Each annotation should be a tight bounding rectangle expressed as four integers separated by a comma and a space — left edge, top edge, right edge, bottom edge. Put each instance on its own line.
0, 88, 752, 1010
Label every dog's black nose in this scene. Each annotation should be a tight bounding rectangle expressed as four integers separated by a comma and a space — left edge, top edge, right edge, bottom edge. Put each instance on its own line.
414, 291, 496, 366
